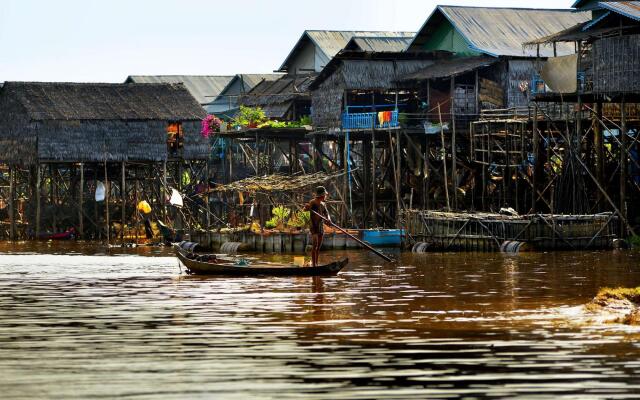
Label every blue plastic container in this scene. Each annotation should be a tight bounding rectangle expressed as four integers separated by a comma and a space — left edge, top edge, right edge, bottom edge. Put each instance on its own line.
362, 229, 404, 247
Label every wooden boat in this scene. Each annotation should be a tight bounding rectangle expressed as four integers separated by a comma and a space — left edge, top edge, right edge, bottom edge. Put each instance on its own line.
175, 248, 348, 276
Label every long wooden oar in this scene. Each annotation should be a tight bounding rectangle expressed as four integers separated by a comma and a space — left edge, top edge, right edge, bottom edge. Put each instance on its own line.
310, 210, 394, 262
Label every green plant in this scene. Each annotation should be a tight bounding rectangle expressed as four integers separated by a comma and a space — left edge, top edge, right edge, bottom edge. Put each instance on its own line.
287, 210, 310, 228
299, 115, 312, 126
232, 106, 267, 128
628, 235, 640, 248
265, 205, 291, 230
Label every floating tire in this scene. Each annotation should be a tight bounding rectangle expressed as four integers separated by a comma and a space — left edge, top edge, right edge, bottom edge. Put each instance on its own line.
412, 242, 431, 253
220, 242, 249, 254
178, 241, 199, 253
500, 240, 529, 254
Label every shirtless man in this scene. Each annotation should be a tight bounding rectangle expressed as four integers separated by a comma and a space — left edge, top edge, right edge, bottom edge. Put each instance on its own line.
304, 186, 330, 267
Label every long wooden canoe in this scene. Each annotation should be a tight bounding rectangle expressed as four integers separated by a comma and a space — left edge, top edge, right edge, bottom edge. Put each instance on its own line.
176, 249, 348, 276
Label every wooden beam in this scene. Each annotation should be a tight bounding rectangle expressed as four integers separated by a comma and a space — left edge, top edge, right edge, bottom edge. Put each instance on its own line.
36, 164, 41, 237
79, 163, 84, 238
9, 166, 15, 240
620, 98, 628, 237
121, 161, 126, 242
105, 161, 110, 245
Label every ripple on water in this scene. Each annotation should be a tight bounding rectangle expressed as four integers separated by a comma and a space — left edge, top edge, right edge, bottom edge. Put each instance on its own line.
1, 244, 640, 398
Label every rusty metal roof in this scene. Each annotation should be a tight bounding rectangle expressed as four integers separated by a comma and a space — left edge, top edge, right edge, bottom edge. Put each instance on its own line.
599, 1, 640, 21
408, 6, 590, 57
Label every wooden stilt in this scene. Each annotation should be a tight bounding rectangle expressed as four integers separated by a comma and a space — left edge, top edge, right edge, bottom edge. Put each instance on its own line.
205, 159, 211, 229
51, 164, 57, 231
162, 160, 167, 221
620, 98, 628, 237
105, 161, 110, 245
9, 166, 15, 240
532, 105, 539, 212
134, 166, 139, 245
95, 166, 100, 240
78, 163, 84, 239
438, 103, 450, 210
371, 131, 377, 226
395, 129, 402, 228
594, 102, 604, 210
121, 161, 126, 242
36, 164, 41, 238
451, 76, 458, 210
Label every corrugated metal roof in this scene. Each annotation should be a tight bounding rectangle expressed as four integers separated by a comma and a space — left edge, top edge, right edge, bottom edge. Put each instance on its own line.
599, 1, 640, 21
345, 36, 413, 52
125, 75, 234, 105
397, 56, 497, 82
408, 6, 590, 57
278, 30, 414, 72
235, 74, 284, 92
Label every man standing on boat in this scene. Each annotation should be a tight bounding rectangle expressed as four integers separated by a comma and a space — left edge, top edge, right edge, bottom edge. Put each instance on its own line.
304, 186, 330, 267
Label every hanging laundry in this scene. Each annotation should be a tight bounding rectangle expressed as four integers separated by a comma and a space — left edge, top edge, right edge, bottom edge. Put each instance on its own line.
384, 111, 392, 123
169, 188, 183, 208
95, 181, 106, 202
378, 112, 385, 126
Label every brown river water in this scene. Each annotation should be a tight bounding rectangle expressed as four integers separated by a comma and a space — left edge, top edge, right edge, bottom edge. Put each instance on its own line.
1, 242, 640, 399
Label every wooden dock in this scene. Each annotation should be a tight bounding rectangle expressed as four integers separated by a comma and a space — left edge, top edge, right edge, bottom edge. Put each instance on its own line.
403, 210, 618, 252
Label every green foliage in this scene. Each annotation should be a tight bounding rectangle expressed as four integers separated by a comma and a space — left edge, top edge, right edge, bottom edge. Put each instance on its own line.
265, 205, 291, 229
233, 108, 312, 130
629, 235, 640, 248
232, 106, 267, 128
298, 115, 312, 126
288, 210, 310, 228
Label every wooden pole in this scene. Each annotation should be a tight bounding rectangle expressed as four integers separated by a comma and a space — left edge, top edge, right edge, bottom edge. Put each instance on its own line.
310, 209, 393, 262
532, 105, 539, 212
162, 160, 167, 221
35, 163, 41, 237
620, 98, 628, 237
121, 161, 126, 242
371, 130, 377, 226
594, 102, 604, 210
438, 103, 450, 210
134, 167, 139, 245
9, 166, 15, 240
362, 138, 370, 229
95, 166, 100, 240
205, 159, 211, 229
51, 164, 57, 231
79, 163, 84, 239
395, 129, 402, 228
104, 161, 110, 245
451, 76, 458, 209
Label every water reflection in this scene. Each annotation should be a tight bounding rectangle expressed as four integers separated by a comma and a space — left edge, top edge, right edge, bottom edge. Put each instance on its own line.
0, 242, 640, 398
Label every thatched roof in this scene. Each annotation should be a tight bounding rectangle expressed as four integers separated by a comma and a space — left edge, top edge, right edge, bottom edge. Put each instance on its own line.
2, 82, 206, 121
238, 74, 316, 118
310, 51, 447, 89
213, 172, 342, 194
